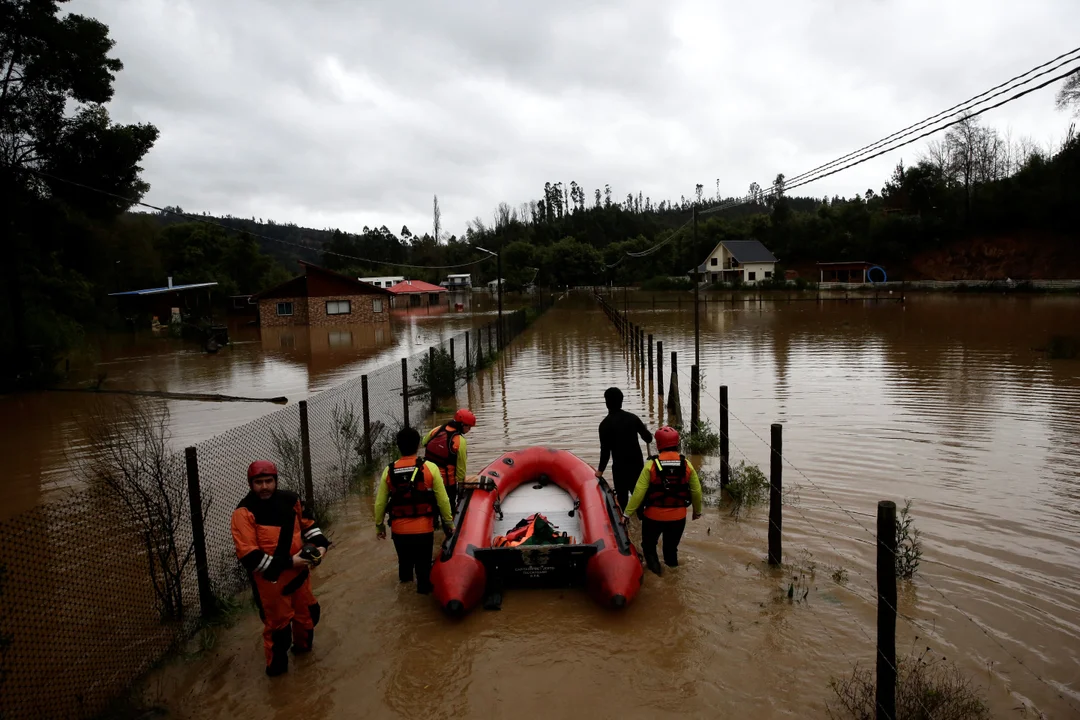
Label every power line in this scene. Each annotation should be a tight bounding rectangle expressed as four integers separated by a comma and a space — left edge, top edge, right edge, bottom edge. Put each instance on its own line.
701, 56, 1080, 217
781, 46, 1080, 189
17, 167, 496, 271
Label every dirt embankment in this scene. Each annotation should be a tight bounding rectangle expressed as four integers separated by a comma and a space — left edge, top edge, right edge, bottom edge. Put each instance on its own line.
909, 233, 1080, 281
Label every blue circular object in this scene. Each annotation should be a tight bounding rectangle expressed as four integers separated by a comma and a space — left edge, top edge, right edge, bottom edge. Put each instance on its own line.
867, 266, 887, 284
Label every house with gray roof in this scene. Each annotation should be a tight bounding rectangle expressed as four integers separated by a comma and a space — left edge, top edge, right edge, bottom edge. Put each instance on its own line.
693, 239, 778, 285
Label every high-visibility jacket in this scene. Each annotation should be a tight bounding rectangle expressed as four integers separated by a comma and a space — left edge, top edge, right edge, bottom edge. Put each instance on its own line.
373, 455, 453, 534
231, 489, 330, 582
423, 423, 467, 486
230, 490, 329, 668
624, 451, 703, 521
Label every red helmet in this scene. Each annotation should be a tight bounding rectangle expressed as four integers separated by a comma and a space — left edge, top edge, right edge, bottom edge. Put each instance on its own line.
454, 409, 476, 427
654, 426, 680, 451
247, 460, 278, 481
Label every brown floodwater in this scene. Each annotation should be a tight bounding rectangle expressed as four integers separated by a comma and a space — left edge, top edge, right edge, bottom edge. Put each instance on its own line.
12, 291, 1080, 718
0, 293, 505, 518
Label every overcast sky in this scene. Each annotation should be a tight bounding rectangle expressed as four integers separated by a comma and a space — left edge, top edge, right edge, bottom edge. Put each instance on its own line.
74, 0, 1080, 239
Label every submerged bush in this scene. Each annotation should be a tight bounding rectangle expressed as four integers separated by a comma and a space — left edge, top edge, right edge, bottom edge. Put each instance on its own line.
726, 460, 769, 521
827, 649, 991, 720
685, 419, 722, 454
896, 499, 923, 580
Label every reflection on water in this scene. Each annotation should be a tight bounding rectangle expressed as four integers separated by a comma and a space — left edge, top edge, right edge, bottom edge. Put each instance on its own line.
137, 291, 1080, 719
0, 294, 514, 516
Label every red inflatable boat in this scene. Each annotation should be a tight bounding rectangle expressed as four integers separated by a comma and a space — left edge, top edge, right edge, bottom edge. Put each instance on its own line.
431, 446, 644, 616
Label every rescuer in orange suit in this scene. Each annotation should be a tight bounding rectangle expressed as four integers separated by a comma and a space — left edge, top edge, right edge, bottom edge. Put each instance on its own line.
231, 460, 330, 677
422, 408, 475, 515
374, 427, 455, 594
623, 426, 703, 576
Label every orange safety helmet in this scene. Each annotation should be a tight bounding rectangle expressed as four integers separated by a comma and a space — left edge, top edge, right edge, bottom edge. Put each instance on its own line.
454, 408, 476, 427
247, 460, 279, 482
654, 426, 680, 452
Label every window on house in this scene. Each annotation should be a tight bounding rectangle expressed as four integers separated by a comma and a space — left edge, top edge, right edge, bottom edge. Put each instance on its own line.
429, 293, 440, 305
410, 294, 421, 306
372, 298, 384, 313
764, 271, 772, 278
710, 257, 718, 266
276, 302, 293, 316
748, 271, 757, 281
326, 300, 351, 315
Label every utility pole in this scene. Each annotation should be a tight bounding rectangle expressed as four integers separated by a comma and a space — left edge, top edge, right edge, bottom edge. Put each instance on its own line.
694, 203, 700, 371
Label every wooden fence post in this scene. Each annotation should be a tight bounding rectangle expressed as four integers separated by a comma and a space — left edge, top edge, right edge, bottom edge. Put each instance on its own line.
401, 358, 410, 428
720, 385, 730, 490
361, 375, 372, 465
184, 446, 215, 618
488, 322, 494, 356
299, 400, 315, 508
657, 340, 664, 396
877, 500, 898, 720
768, 422, 782, 566
647, 334, 654, 384
465, 331, 472, 378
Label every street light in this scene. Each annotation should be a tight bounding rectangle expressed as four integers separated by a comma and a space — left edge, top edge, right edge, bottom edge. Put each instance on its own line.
476, 246, 502, 347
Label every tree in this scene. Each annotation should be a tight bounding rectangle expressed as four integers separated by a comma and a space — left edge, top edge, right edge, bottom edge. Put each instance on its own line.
2, 0, 159, 385
1056, 70, 1080, 116
432, 194, 441, 244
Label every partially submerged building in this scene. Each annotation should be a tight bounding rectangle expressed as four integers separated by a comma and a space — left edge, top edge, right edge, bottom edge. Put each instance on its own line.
386, 279, 449, 308
254, 262, 392, 327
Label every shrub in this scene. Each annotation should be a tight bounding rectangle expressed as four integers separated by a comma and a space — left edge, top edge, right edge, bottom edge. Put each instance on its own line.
726, 460, 769, 521
413, 347, 457, 398
896, 499, 923, 580
685, 418, 721, 454
827, 649, 991, 719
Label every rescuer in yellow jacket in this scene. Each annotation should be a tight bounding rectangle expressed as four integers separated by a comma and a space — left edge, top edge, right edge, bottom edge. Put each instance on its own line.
374, 427, 454, 594
623, 425, 703, 576
422, 408, 475, 514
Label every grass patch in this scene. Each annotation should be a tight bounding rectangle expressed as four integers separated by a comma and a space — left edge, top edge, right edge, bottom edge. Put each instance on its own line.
827, 648, 991, 719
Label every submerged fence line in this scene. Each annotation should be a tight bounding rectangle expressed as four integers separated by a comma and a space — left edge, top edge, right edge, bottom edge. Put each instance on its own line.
595, 292, 1078, 719
0, 294, 556, 720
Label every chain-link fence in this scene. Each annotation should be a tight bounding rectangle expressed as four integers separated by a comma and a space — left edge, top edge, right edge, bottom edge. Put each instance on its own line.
0, 295, 555, 720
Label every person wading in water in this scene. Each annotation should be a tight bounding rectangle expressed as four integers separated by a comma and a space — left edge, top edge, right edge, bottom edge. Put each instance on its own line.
423, 408, 475, 516
374, 427, 455, 594
594, 387, 653, 511
623, 425, 702, 576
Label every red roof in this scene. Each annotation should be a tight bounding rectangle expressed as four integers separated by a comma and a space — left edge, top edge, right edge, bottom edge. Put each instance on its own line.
386, 279, 448, 294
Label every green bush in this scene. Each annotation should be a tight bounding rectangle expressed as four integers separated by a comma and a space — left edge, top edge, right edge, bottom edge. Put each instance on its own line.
726, 460, 769, 521
896, 499, 922, 580
413, 347, 457, 398
685, 419, 721, 454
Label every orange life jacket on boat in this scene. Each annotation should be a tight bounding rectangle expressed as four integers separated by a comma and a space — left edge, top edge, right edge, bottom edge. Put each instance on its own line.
643, 452, 692, 520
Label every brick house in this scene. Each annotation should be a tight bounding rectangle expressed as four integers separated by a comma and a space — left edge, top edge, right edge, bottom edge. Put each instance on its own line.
254, 262, 393, 327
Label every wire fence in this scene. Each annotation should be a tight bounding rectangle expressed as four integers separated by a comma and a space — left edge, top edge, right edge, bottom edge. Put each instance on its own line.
0, 295, 555, 720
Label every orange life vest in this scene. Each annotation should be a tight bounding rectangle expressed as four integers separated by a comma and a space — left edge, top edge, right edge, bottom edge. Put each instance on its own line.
387, 458, 436, 520
424, 423, 460, 485
644, 453, 692, 509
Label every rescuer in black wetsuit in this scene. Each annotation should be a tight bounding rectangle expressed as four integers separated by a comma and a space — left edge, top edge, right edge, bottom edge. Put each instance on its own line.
594, 387, 653, 510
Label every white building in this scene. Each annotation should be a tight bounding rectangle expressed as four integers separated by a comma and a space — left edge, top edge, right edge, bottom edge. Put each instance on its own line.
441, 273, 472, 288
694, 239, 778, 285
358, 275, 405, 289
